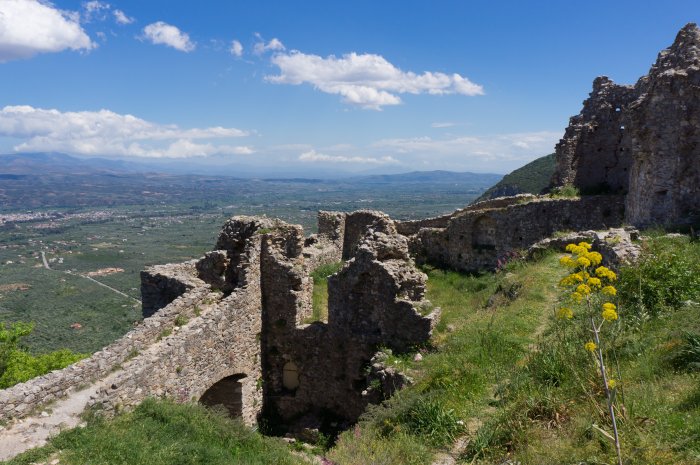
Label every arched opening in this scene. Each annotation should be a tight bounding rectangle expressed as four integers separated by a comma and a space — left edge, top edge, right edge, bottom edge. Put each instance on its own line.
283, 362, 299, 391
200, 374, 246, 418
472, 216, 497, 250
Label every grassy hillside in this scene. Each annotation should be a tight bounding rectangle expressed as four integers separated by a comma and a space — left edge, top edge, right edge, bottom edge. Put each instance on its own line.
5, 233, 698, 465
475, 153, 556, 202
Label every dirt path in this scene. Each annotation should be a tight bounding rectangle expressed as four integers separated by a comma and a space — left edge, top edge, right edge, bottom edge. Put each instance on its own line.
0, 371, 121, 461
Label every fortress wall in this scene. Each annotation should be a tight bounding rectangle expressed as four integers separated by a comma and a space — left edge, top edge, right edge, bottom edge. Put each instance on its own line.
91, 276, 264, 426
141, 261, 205, 318
0, 286, 217, 422
395, 195, 538, 237
415, 196, 625, 272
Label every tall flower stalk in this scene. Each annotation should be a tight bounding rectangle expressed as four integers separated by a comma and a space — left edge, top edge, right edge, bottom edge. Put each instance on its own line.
558, 242, 623, 465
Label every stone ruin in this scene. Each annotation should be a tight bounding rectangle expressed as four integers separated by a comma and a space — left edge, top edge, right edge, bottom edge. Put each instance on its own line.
551, 22, 700, 227
1, 23, 699, 442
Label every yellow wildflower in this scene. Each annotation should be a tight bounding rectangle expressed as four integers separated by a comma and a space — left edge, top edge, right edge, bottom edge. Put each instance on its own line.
584, 341, 597, 352
556, 307, 574, 320
587, 277, 602, 288
578, 241, 592, 250
602, 285, 617, 296
559, 256, 577, 268
565, 243, 577, 252
576, 256, 591, 267
570, 291, 584, 303
607, 379, 617, 389
572, 272, 585, 282
595, 266, 617, 281
586, 251, 603, 266
602, 303, 618, 321
576, 284, 591, 295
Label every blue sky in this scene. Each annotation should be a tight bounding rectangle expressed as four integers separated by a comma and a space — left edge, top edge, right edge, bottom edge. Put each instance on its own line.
0, 0, 698, 176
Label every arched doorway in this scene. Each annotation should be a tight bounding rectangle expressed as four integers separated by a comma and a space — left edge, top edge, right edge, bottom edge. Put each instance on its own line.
199, 374, 246, 418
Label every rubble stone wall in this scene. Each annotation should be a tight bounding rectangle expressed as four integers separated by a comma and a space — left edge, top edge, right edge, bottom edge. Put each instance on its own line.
414, 196, 625, 272
0, 285, 216, 421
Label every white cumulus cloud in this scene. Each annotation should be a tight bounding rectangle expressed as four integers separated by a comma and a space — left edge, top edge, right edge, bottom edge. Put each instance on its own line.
113, 9, 134, 25
0, 105, 252, 158
0, 0, 95, 63
230, 39, 243, 57
267, 51, 484, 110
142, 21, 195, 52
299, 149, 398, 165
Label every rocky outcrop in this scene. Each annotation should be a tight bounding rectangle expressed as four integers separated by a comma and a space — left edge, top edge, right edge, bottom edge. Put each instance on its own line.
552, 23, 700, 227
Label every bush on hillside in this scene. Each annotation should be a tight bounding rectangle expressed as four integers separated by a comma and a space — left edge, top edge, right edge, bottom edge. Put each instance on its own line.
0, 321, 87, 389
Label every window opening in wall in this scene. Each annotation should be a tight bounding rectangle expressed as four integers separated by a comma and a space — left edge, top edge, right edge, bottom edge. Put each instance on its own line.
283, 361, 299, 390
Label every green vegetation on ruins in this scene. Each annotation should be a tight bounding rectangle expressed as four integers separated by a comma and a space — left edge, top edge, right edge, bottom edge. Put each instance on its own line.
307, 261, 344, 323
3, 233, 699, 464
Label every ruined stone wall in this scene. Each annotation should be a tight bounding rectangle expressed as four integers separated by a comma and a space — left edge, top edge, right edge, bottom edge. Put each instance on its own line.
141, 261, 203, 318
395, 195, 538, 236
414, 196, 625, 272
302, 211, 345, 270
260, 216, 439, 426
552, 77, 636, 194
91, 282, 264, 426
552, 23, 700, 226
342, 210, 391, 259
0, 286, 217, 421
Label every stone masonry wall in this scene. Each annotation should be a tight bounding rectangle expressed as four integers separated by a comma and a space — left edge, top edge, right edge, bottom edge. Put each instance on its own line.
413, 196, 625, 272
0, 285, 217, 422
262, 216, 439, 426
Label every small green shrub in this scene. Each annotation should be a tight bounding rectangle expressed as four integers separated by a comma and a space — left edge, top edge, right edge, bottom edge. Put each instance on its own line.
618, 236, 700, 317
395, 397, 465, 447
667, 331, 700, 372
174, 314, 188, 327
549, 184, 580, 198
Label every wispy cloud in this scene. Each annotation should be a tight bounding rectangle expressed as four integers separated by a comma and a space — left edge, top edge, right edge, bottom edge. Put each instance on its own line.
82, 1, 110, 22
253, 34, 285, 55
113, 9, 134, 25
142, 21, 195, 52
0, 105, 252, 158
267, 49, 484, 110
0, 0, 95, 63
299, 149, 398, 165
431, 122, 457, 128
230, 39, 243, 57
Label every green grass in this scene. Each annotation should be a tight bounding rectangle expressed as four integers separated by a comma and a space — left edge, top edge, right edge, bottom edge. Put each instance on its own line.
463, 235, 700, 464
3, 399, 302, 465
305, 261, 344, 323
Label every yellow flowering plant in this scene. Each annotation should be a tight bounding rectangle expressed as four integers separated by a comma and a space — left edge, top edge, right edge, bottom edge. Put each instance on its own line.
557, 241, 623, 465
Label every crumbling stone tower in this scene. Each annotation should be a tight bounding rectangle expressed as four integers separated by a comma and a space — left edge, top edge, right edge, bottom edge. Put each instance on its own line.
552, 23, 700, 227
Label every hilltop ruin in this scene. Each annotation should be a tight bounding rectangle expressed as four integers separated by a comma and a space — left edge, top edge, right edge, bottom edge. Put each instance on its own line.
551, 22, 700, 227
1, 23, 699, 446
